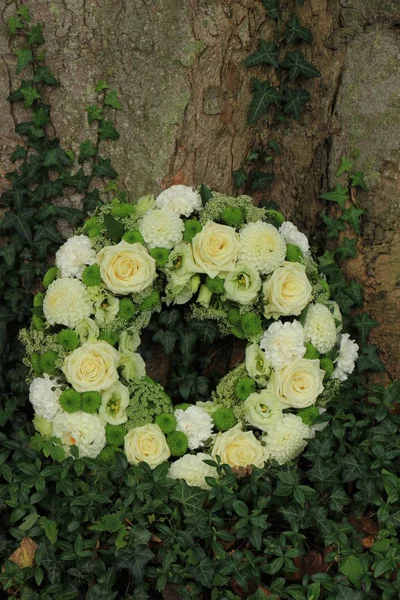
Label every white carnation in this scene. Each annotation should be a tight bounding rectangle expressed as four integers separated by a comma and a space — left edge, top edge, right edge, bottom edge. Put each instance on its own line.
304, 304, 337, 353
168, 453, 217, 489
29, 375, 62, 420
260, 321, 306, 369
279, 221, 310, 255
156, 185, 202, 217
55, 235, 96, 279
239, 222, 286, 274
139, 207, 184, 249
43, 278, 93, 328
263, 413, 313, 465
53, 411, 106, 458
333, 333, 359, 381
175, 406, 213, 450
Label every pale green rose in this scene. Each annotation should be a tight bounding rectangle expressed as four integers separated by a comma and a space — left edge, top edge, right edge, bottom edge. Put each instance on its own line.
95, 294, 120, 326
118, 351, 146, 381
33, 415, 54, 438
136, 193, 155, 214
119, 327, 141, 353
99, 381, 130, 425
75, 318, 100, 343
165, 242, 197, 282
245, 343, 270, 386
163, 274, 194, 306
243, 389, 282, 432
224, 262, 261, 305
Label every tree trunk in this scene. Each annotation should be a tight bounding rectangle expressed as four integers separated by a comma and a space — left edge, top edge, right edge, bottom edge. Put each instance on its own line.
0, 0, 399, 378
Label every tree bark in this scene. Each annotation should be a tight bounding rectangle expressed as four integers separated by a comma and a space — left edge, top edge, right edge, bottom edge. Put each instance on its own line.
0, 0, 399, 378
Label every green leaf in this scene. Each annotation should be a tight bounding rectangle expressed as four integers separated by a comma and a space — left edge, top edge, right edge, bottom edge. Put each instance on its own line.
320, 184, 349, 209
153, 330, 179, 355
7, 15, 23, 35
262, 0, 280, 19
381, 469, 400, 503
350, 170, 367, 191
20, 86, 41, 108
35, 65, 58, 85
245, 40, 279, 69
340, 556, 364, 589
79, 140, 97, 163
93, 156, 118, 179
346, 280, 363, 307
321, 214, 346, 239
336, 156, 353, 177
383, 380, 400, 405
14, 48, 33, 75
28, 23, 44, 45
43, 147, 73, 169
282, 87, 310, 120
335, 237, 358, 261
40, 517, 58, 544
232, 169, 248, 189
17, 6, 31, 21
192, 557, 215, 588
116, 546, 154, 582
86, 104, 103, 124
170, 480, 207, 516
56, 206, 84, 225
357, 345, 385, 373
252, 170, 274, 190
60, 168, 90, 192
199, 183, 213, 205
103, 213, 125, 243
248, 79, 280, 126
95, 80, 109, 92
105, 89, 122, 110
91, 514, 122, 532
10, 145, 27, 162
281, 51, 321, 80
20, 513, 39, 531
329, 486, 350, 512
32, 107, 50, 126
98, 120, 120, 141
353, 312, 378, 344
341, 206, 364, 234
285, 14, 313, 44
1, 210, 34, 244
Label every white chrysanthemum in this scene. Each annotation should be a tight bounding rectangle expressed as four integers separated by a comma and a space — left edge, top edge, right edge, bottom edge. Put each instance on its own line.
29, 375, 62, 420
303, 304, 337, 353
175, 406, 213, 450
55, 235, 96, 279
263, 414, 313, 465
139, 207, 184, 249
156, 185, 202, 217
53, 411, 106, 458
43, 278, 93, 328
239, 222, 286, 274
279, 221, 310, 255
333, 333, 359, 381
168, 453, 217, 489
260, 321, 306, 369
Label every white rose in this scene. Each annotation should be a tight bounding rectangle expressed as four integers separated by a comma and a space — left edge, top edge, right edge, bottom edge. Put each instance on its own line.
192, 221, 239, 278
262, 262, 312, 319
271, 358, 324, 409
211, 425, 268, 468
99, 381, 130, 425
62, 341, 120, 393
124, 424, 170, 468
97, 240, 156, 295
243, 389, 282, 432
245, 343, 271, 386
224, 263, 261, 304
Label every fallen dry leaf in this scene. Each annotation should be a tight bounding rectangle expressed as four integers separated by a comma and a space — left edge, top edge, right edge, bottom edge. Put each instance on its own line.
8, 537, 38, 569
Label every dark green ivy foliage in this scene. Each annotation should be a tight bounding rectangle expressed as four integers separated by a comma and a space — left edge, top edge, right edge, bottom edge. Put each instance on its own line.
1, 8, 400, 600
0, 7, 120, 425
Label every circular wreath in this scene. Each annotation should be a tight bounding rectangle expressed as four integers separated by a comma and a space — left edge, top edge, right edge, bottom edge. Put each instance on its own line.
21, 185, 359, 489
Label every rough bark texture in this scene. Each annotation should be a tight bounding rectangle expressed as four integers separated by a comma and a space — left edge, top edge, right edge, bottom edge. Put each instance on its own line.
0, 0, 399, 377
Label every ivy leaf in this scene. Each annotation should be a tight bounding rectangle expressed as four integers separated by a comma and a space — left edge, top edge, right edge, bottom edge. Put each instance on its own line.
335, 237, 357, 261
14, 48, 33, 75
282, 87, 310, 121
34, 220, 63, 244
28, 23, 44, 45
281, 51, 321, 80
285, 14, 313, 44
43, 147, 73, 169
20, 86, 40, 108
40, 517, 58, 544
342, 206, 364, 235
10, 145, 27, 162
60, 168, 90, 192
336, 156, 354, 177
86, 105, 103, 124
248, 79, 280, 126
357, 345, 385, 373
350, 170, 367, 191
17, 6, 31, 21
262, 0, 280, 19
99, 120, 120, 141
199, 184, 213, 205
79, 140, 97, 163
95, 80, 109, 92
340, 555, 364, 589
170, 480, 207, 517
93, 157, 118, 179
91, 514, 122, 533
232, 169, 248, 189
346, 281, 363, 307
321, 214, 346, 239
1, 210, 34, 245
191, 557, 215, 588
84, 188, 102, 213
383, 380, 400, 405
103, 213, 125, 243
245, 40, 279, 69
105, 89, 122, 110
35, 65, 58, 86
32, 107, 50, 126
7, 15, 23, 35
56, 206, 84, 225
252, 170, 274, 190
152, 330, 179, 355
320, 184, 349, 209
116, 546, 154, 582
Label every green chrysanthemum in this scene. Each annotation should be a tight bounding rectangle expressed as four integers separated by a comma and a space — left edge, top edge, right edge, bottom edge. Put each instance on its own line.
235, 377, 256, 401
99, 330, 119, 346
59, 389, 81, 413
82, 264, 102, 287
122, 230, 144, 244
304, 342, 320, 360
81, 391, 102, 413
58, 329, 80, 351
33, 292, 44, 307
155, 413, 177, 435
298, 406, 320, 426
167, 431, 189, 457
40, 350, 58, 375
105, 424, 125, 447
205, 276, 225, 295
183, 219, 202, 242
32, 316, 45, 331
212, 408, 237, 432
98, 446, 117, 464
221, 206, 244, 228
43, 267, 59, 289
84, 217, 102, 238
139, 290, 160, 311
111, 203, 136, 218
240, 313, 262, 339
117, 298, 135, 321
174, 403, 190, 411
265, 209, 285, 226
320, 357, 334, 380
286, 243, 303, 263
227, 307, 241, 326
149, 247, 170, 267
